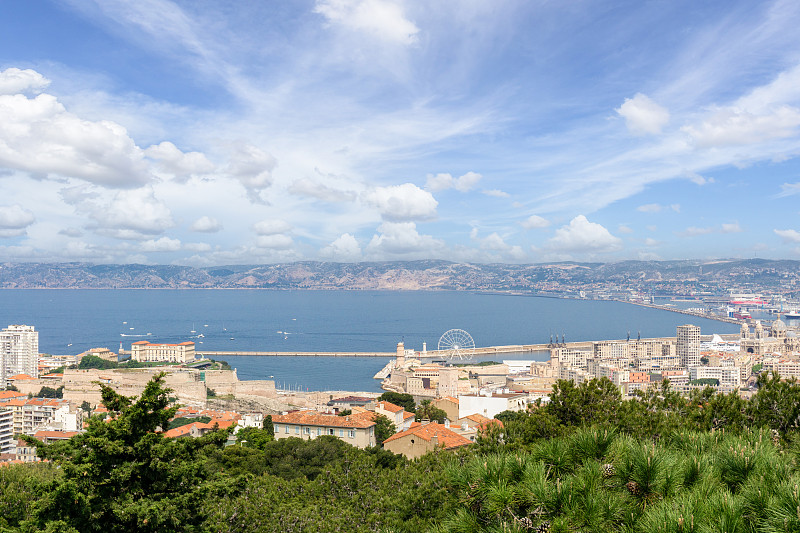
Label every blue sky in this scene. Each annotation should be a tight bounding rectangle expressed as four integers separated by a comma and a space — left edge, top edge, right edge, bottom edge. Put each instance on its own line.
1, 0, 800, 265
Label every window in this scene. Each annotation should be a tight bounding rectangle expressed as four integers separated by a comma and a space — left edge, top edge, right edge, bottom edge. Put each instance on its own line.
317, 428, 321, 436
348, 430, 355, 438
273, 424, 280, 433
285, 424, 289, 433
295, 425, 300, 434
339, 429, 344, 437
304, 427, 310, 434
328, 428, 334, 435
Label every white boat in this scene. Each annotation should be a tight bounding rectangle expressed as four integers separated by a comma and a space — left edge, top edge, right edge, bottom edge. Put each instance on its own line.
784, 309, 800, 319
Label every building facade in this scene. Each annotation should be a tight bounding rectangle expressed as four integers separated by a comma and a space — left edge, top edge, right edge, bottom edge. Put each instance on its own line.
271, 411, 377, 448
130, 341, 195, 363
677, 325, 701, 368
0, 325, 39, 386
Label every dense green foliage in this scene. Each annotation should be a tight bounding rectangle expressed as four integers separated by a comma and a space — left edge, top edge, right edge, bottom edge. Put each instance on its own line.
76, 355, 118, 370
33, 386, 64, 398
10, 372, 800, 532
377, 391, 416, 413
167, 415, 211, 429
416, 399, 449, 423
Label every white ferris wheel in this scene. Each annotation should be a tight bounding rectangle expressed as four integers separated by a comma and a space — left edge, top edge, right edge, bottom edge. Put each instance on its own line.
437, 329, 476, 361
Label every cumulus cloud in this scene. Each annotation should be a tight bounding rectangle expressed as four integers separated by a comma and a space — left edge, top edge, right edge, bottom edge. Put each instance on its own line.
145, 141, 215, 181
255, 234, 294, 249
319, 233, 362, 261
184, 242, 212, 252
616, 93, 670, 135
140, 237, 181, 252
425, 171, 482, 193
366, 222, 444, 255
682, 106, 800, 148
0, 67, 50, 95
190, 216, 222, 233
520, 214, 550, 230
0, 71, 151, 188
775, 229, 800, 243
288, 178, 357, 202
362, 183, 437, 221
0, 204, 35, 237
226, 143, 277, 203
314, 0, 419, 45
81, 187, 174, 239
58, 227, 83, 238
547, 215, 623, 253
253, 219, 292, 235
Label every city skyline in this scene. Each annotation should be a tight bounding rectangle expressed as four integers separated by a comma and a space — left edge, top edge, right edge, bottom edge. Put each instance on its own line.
1, 1, 800, 265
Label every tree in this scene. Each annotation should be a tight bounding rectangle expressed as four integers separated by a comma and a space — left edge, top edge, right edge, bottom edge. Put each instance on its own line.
4, 383, 19, 392
378, 391, 416, 413
748, 372, 800, 434
23, 372, 230, 533
77, 354, 118, 370
415, 399, 448, 423
237, 426, 274, 449
263, 414, 274, 434
35, 385, 64, 398
80, 400, 92, 412
373, 414, 396, 445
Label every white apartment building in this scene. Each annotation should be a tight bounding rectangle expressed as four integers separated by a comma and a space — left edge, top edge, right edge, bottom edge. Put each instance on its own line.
0, 325, 39, 386
677, 325, 701, 368
689, 366, 741, 388
0, 409, 13, 454
131, 341, 195, 363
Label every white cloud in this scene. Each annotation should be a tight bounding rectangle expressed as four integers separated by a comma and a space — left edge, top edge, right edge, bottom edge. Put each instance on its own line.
0, 68, 50, 95
226, 143, 277, 203
520, 214, 550, 229
0, 75, 151, 188
140, 236, 181, 252
184, 242, 212, 252
682, 106, 800, 148
636, 203, 680, 213
547, 215, 623, 253
320, 233, 362, 261
145, 141, 215, 181
482, 189, 509, 198
775, 229, 800, 243
425, 171, 482, 192
684, 170, 715, 186
680, 226, 715, 237
366, 222, 444, 256
255, 234, 294, 249
58, 227, 83, 238
0, 205, 35, 233
721, 222, 742, 233
362, 183, 437, 221
288, 178, 357, 202
314, 0, 420, 45
777, 182, 800, 198
644, 237, 660, 247
253, 219, 292, 235
190, 216, 222, 233
616, 93, 670, 135
86, 187, 174, 239
618, 225, 634, 234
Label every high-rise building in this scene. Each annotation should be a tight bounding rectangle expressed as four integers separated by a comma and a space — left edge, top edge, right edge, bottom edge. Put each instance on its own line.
0, 408, 13, 454
0, 325, 39, 387
677, 324, 701, 368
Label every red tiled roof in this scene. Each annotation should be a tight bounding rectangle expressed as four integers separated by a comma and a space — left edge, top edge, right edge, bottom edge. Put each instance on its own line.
376, 401, 403, 413
0, 391, 25, 400
382, 423, 471, 450
403, 411, 415, 420
9, 374, 34, 380
273, 410, 376, 429
33, 431, 80, 440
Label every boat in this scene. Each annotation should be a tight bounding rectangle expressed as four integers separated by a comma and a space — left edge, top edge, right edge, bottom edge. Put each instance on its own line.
784, 309, 800, 319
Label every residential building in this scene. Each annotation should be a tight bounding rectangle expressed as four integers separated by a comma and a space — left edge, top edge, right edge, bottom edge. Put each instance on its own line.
15, 438, 38, 462
271, 411, 377, 448
375, 400, 414, 432
0, 325, 39, 387
130, 341, 195, 363
677, 325, 701, 368
458, 391, 529, 419
382, 422, 472, 459
0, 409, 13, 454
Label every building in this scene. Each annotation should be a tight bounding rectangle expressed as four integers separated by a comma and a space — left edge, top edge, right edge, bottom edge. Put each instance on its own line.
677, 325, 701, 368
271, 411, 377, 448
382, 422, 472, 459
374, 400, 415, 432
0, 409, 13, 454
0, 325, 39, 387
458, 391, 529, 419
131, 341, 195, 363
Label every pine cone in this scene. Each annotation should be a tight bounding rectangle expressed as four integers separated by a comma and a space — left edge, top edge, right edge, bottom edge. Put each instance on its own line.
626, 480, 642, 496
601, 463, 615, 478
536, 521, 551, 533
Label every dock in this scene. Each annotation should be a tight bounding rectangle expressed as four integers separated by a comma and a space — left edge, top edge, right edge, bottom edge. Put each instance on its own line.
197, 351, 395, 357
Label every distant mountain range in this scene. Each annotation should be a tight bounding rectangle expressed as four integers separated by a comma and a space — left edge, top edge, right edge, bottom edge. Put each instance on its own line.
1, 259, 799, 296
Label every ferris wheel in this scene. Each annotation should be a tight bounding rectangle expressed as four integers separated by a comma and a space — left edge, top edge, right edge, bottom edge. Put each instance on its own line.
437, 329, 476, 361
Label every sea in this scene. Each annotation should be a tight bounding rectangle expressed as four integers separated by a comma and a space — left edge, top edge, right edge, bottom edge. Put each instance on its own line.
0, 289, 741, 392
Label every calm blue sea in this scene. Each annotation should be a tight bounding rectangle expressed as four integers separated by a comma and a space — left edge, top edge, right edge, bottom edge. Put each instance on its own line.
0, 290, 740, 392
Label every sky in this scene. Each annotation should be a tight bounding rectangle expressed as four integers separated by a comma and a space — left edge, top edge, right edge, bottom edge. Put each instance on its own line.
1, 0, 800, 266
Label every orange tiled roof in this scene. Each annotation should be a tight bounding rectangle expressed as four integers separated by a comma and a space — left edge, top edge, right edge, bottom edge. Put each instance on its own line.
376, 401, 403, 413
438, 396, 460, 404
403, 411, 415, 420
462, 413, 492, 424
382, 423, 472, 450
0, 391, 25, 400
9, 374, 34, 380
4, 399, 26, 407
273, 410, 376, 429
33, 431, 80, 440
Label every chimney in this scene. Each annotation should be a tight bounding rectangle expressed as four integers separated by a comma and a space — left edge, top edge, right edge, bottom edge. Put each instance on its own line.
431, 434, 438, 448
444, 419, 450, 428
421, 418, 430, 425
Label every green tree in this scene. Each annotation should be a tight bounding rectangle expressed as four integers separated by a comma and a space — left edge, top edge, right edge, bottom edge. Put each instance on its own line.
237, 426, 275, 449
263, 414, 274, 433
416, 399, 448, 423
547, 377, 621, 428
80, 400, 92, 412
373, 413, 396, 445
378, 391, 416, 413
77, 354, 118, 370
23, 372, 230, 533
35, 385, 64, 398
748, 371, 800, 434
